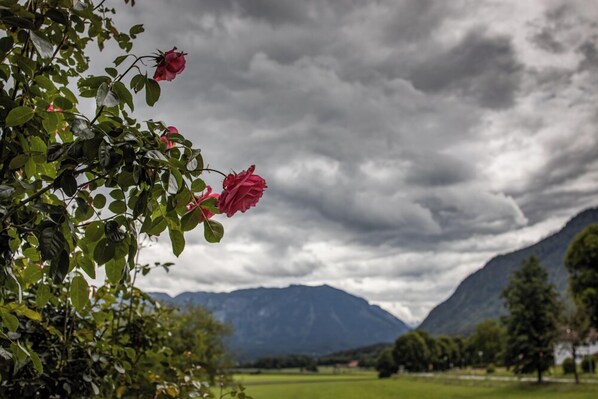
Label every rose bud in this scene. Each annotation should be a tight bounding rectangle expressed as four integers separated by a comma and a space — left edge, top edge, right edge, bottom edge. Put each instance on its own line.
187, 185, 220, 222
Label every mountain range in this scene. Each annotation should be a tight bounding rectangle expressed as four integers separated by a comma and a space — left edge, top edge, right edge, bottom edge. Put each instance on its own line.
419, 207, 598, 336
151, 284, 410, 360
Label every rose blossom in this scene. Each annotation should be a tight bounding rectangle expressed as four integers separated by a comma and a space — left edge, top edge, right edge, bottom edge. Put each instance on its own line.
153, 47, 186, 82
187, 186, 220, 222
160, 126, 178, 149
218, 165, 266, 217
46, 104, 63, 112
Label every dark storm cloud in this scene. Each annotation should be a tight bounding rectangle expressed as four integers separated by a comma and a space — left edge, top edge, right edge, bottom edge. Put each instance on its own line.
409, 30, 523, 109
112, 0, 598, 324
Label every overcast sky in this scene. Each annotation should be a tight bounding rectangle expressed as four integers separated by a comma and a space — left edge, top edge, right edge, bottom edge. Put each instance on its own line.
105, 0, 598, 325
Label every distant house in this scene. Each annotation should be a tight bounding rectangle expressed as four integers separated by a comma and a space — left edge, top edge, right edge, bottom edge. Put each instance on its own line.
554, 341, 598, 365
334, 360, 360, 371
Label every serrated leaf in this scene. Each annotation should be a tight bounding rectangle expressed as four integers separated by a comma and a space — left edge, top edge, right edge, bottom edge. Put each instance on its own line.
5, 106, 34, 127
203, 220, 224, 243
70, 275, 89, 313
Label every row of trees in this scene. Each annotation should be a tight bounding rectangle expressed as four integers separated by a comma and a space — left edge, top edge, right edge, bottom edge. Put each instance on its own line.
377, 224, 598, 383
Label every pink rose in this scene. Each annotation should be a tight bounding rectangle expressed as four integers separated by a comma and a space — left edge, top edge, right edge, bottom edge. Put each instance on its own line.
153, 47, 187, 82
46, 104, 63, 112
187, 185, 220, 221
160, 126, 178, 149
218, 165, 267, 217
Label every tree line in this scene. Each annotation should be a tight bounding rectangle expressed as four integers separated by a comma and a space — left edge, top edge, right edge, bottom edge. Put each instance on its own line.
377, 224, 598, 383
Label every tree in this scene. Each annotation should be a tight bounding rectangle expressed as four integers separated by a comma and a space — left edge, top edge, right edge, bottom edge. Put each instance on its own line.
565, 225, 598, 328
466, 320, 506, 367
375, 348, 397, 378
501, 256, 561, 383
0, 0, 263, 396
392, 331, 430, 372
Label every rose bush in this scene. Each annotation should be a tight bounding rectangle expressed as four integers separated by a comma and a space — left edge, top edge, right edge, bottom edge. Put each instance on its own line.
219, 165, 267, 217
0, 0, 262, 397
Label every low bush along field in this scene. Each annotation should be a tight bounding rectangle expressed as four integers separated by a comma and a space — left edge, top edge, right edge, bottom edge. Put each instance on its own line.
236, 372, 598, 399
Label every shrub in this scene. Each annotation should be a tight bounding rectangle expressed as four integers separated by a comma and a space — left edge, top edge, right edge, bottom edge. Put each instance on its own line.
562, 357, 576, 374
486, 363, 496, 374
581, 356, 596, 373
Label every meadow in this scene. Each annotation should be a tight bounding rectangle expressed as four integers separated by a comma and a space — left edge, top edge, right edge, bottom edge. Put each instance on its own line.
236, 370, 598, 399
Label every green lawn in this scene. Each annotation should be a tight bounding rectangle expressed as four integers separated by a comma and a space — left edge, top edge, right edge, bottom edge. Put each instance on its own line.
237, 372, 598, 399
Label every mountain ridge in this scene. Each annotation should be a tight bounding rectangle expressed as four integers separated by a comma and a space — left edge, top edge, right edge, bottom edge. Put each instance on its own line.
419, 207, 598, 336
151, 284, 410, 360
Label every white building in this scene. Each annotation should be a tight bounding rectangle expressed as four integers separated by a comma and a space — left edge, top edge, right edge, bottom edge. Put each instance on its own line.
554, 341, 598, 365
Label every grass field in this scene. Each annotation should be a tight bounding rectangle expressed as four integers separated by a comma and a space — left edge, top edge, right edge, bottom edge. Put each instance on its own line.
236, 370, 598, 399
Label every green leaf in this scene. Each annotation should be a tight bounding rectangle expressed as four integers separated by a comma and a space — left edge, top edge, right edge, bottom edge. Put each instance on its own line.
145, 150, 168, 163
29, 350, 43, 374
130, 74, 145, 93
1, 312, 19, 332
85, 221, 104, 243
50, 250, 70, 283
77, 252, 96, 279
129, 24, 144, 36
133, 190, 148, 219
112, 81, 133, 110
105, 259, 125, 284
39, 228, 66, 261
59, 171, 78, 197
9, 154, 28, 170
22, 263, 42, 284
70, 275, 90, 313
5, 106, 34, 127
145, 216, 167, 236
204, 220, 224, 243
181, 208, 202, 232
30, 32, 54, 59
96, 82, 120, 107
53, 96, 73, 110
114, 55, 129, 66
191, 179, 206, 193
169, 229, 185, 257
35, 285, 51, 308
93, 193, 107, 209
0, 185, 15, 198
94, 239, 115, 266
145, 78, 160, 106
108, 200, 126, 214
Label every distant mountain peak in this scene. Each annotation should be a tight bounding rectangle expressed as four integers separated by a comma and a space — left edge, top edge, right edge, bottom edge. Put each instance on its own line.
152, 284, 410, 360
